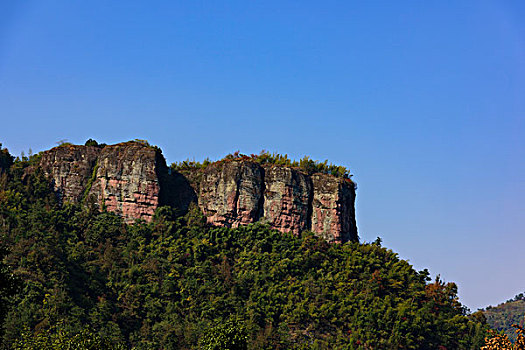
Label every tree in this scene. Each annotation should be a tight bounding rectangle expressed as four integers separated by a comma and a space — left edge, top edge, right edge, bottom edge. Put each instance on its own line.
199, 318, 248, 350
85, 139, 99, 147
0, 143, 14, 173
482, 324, 525, 349
0, 245, 20, 341
13, 323, 125, 350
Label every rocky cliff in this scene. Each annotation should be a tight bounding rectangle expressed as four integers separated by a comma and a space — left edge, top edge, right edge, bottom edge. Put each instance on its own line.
40, 144, 101, 203
39, 142, 358, 242
87, 143, 161, 222
198, 161, 357, 243
311, 174, 357, 243
198, 161, 264, 228
263, 166, 311, 236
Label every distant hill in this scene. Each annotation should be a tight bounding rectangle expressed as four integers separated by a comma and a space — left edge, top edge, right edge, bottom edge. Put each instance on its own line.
484, 293, 525, 342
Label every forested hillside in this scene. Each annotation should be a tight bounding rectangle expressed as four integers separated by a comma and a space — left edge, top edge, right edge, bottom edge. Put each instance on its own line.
0, 145, 488, 349
484, 294, 525, 343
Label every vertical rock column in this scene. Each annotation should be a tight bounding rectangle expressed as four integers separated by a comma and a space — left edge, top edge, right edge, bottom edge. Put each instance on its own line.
40, 145, 101, 204
263, 166, 311, 235
88, 143, 161, 222
198, 161, 264, 227
311, 174, 358, 243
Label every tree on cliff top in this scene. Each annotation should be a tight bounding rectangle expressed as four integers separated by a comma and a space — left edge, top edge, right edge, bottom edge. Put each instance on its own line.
0, 143, 14, 173
172, 150, 354, 180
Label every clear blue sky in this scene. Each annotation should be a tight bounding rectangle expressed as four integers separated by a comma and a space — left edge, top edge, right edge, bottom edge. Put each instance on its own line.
1, 1, 524, 311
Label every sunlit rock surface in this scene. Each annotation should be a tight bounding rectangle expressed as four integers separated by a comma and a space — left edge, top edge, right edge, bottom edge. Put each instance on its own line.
40, 142, 358, 242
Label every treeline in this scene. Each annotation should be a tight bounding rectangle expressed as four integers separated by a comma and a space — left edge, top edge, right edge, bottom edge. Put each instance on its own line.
484, 293, 525, 343
0, 144, 489, 349
172, 150, 353, 181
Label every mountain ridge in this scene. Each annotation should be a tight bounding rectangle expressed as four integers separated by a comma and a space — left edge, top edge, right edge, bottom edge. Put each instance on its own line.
37, 140, 358, 243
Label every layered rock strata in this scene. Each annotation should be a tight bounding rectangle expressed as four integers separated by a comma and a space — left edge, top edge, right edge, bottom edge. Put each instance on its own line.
87, 143, 161, 222
198, 161, 263, 227
39, 142, 358, 242
262, 166, 311, 236
197, 161, 358, 242
311, 174, 357, 243
40, 145, 101, 203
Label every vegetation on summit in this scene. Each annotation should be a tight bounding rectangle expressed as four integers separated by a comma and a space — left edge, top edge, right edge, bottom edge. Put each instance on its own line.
0, 143, 14, 173
172, 150, 354, 182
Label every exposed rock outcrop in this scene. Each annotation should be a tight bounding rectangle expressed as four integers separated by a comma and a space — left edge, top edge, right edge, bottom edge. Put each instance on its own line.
262, 166, 311, 235
311, 174, 357, 243
198, 161, 264, 227
87, 143, 161, 222
40, 145, 101, 203
196, 160, 358, 242
39, 142, 358, 242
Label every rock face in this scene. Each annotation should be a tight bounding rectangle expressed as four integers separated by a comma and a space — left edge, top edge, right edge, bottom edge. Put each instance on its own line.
198, 161, 264, 227
197, 161, 358, 242
40, 142, 169, 223
39, 142, 358, 242
87, 143, 161, 222
311, 174, 357, 243
263, 166, 311, 236
40, 145, 101, 203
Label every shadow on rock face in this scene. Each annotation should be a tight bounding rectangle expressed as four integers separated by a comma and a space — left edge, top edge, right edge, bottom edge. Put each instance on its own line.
156, 152, 197, 216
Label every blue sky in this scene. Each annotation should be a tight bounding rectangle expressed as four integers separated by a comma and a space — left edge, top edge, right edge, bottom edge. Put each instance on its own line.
1, 1, 524, 310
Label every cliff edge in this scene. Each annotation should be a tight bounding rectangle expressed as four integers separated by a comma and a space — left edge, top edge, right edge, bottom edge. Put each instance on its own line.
40, 141, 358, 243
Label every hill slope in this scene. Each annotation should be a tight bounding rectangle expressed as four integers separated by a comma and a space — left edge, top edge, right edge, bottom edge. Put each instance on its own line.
484, 294, 525, 342
0, 143, 487, 349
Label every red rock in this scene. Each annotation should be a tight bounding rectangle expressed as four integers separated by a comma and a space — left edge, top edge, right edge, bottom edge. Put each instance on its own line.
39, 142, 358, 242
88, 142, 160, 222
263, 166, 311, 235
198, 161, 263, 227
40, 144, 101, 203
311, 174, 357, 243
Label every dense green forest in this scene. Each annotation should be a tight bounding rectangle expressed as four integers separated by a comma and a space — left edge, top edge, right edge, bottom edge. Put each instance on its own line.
0, 144, 489, 349
483, 293, 525, 343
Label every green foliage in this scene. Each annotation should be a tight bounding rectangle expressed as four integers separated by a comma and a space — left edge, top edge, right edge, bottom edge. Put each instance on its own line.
55, 140, 73, 147
13, 322, 125, 350
0, 158, 487, 349
84, 139, 107, 148
199, 318, 248, 350
84, 139, 99, 147
172, 158, 212, 171
484, 293, 525, 342
0, 143, 14, 173
171, 150, 354, 182
82, 162, 99, 203
0, 245, 20, 341
133, 139, 150, 146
